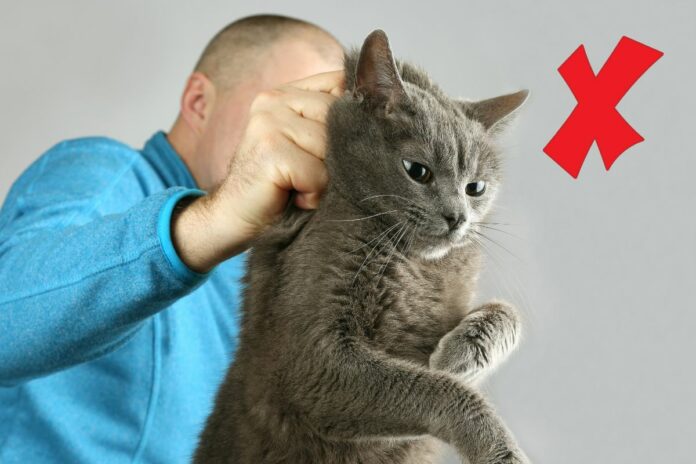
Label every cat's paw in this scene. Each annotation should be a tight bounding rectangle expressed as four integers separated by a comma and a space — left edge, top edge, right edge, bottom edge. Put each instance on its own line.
460, 446, 530, 464
430, 301, 521, 383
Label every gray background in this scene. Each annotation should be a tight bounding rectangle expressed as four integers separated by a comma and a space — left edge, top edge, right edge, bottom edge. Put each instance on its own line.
1, 1, 694, 463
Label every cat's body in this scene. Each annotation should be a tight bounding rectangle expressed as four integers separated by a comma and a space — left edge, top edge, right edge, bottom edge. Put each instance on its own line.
195, 31, 529, 464
196, 196, 478, 463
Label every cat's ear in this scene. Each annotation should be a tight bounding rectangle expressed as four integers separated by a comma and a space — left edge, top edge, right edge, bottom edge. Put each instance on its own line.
461, 89, 529, 133
354, 29, 406, 111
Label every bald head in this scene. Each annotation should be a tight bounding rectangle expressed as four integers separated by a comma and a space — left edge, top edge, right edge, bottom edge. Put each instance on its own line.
194, 14, 344, 92
169, 15, 344, 190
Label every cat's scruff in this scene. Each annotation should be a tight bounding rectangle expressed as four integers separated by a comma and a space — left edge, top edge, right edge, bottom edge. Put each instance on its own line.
194, 30, 530, 464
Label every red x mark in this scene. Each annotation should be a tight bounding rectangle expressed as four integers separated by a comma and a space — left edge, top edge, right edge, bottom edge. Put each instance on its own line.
543, 36, 663, 178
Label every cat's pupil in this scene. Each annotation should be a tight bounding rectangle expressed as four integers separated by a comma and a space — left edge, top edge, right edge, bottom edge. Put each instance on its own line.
465, 181, 486, 197
402, 160, 432, 183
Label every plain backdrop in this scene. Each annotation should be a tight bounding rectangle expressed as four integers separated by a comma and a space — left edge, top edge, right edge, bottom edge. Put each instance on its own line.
1, 1, 694, 463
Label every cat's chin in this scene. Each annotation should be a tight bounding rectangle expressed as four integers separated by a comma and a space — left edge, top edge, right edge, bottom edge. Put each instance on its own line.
417, 227, 471, 261
418, 244, 453, 261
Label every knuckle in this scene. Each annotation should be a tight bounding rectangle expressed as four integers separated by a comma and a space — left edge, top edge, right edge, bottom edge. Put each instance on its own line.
247, 111, 276, 134
322, 92, 338, 105
314, 96, 334, 113
252, 88, 283, 106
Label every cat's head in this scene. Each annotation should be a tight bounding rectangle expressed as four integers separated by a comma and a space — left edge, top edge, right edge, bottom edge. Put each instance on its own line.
326, 30, 528, 261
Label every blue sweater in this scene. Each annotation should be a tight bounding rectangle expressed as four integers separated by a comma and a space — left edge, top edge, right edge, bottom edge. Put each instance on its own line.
0, 132, 245, 463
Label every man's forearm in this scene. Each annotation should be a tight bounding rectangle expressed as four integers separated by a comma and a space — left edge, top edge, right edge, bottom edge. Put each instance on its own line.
0, 188, 208, 385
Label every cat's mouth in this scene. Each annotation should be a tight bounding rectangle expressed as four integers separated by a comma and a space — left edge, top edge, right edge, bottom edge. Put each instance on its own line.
419, 226, 469, 253
431, 225, 469, 243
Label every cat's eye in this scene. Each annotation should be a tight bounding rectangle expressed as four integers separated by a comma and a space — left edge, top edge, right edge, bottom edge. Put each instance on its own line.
465, 181, 486, 197
402, 160, 432, 183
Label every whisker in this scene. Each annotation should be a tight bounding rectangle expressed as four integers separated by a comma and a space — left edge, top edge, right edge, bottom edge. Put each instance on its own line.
374, 223, 410, 286
404, 224, 418, 254
370, 223, 407, 283
471, 235, 523, 302
469, 235, 516, 303
470, 229, 524, 263
350, 221, 404, 286
327, 209, 400, 223
473, 221, 515, 227
473, 224, 521, 240
341, 220, 402, 257
469, 233, 532, 316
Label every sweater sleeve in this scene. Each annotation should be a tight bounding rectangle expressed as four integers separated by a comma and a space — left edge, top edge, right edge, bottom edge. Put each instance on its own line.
0, 147, 210, 386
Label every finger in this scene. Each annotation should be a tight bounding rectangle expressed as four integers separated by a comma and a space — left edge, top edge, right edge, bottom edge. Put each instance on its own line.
294, 191, 323, 210
280, 87, 337, 123
275, 106, 328, 160
270, 139, 329, 195
284, 69, 344, 96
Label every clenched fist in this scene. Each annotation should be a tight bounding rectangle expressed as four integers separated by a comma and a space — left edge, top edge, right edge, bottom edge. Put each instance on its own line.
172, 70, 344, 272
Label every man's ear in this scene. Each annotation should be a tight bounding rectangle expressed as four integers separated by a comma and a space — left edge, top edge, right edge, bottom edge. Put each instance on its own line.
180, 72, 216, 135
354, 29, 406, 112
461, 89, 530, 133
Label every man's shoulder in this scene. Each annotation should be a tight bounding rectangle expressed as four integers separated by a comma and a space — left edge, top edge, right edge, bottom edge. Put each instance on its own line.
4, 135, 162, 219
43, 135, 141, 171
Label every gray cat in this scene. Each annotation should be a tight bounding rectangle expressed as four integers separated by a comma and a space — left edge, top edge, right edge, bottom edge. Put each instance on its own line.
194, 29, 530, 464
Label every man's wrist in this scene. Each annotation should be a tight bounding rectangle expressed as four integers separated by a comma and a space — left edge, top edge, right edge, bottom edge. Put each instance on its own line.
171, 192, 254, 273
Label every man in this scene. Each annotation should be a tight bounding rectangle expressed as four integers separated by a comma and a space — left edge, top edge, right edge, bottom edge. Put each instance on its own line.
0, 14, 344, 463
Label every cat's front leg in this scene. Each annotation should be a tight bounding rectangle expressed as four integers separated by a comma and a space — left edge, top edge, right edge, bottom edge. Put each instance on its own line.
293, 339, 529, 464
430, 301, 521, 384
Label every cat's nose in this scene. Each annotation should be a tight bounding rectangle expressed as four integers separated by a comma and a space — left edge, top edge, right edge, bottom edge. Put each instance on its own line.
443, 212, 466, 231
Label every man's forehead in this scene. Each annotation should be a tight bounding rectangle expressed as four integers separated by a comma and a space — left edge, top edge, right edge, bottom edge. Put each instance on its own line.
261, 38, 342, 80
220, 41, 341, 102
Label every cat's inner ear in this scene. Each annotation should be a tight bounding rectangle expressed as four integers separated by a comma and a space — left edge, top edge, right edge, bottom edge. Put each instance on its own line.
463, 89, 529, 131
354, 29, 406, 111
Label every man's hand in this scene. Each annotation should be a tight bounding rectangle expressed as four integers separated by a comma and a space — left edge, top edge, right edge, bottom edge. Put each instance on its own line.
172, 70, 344, 273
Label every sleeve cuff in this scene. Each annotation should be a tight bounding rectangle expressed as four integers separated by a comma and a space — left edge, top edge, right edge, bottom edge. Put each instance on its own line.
157, 188, 211, 285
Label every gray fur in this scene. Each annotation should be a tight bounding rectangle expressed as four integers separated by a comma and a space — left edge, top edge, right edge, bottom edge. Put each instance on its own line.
194, 30, 529, 464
